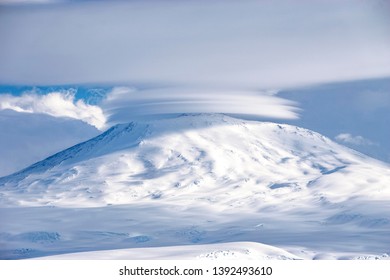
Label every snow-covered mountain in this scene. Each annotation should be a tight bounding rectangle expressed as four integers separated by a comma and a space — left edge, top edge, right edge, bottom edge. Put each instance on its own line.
1, 114, 389, 259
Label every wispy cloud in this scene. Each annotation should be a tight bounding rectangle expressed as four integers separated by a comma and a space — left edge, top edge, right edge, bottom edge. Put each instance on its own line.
0, 0, 389, 87
0, 91, 106, 129
335, 133, 375, 146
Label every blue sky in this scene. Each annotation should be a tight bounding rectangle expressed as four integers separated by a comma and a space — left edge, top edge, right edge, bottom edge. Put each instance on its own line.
280, 77, 390, 163
0, 85, 110, 104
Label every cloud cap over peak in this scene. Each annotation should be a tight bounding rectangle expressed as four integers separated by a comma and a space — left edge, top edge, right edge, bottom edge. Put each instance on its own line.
102, 87, 299, 126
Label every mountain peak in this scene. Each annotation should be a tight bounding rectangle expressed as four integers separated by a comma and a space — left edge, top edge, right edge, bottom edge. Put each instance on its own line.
1, 114, 388, 208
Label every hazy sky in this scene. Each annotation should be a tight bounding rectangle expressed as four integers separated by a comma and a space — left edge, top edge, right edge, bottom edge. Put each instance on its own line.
1, 0, 389, 88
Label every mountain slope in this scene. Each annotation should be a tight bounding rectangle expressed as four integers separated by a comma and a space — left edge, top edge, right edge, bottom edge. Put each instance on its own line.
1, 114, 389, 259
0, 109, 99, 177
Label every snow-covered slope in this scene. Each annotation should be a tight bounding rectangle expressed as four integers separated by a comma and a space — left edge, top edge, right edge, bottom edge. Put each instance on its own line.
1, 114, 389, 259
35, 242, 302, 260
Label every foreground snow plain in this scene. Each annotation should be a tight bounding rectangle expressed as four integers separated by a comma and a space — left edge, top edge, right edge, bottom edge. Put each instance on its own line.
1, 114, 389, 259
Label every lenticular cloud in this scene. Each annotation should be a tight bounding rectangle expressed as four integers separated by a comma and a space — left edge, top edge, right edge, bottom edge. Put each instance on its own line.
102, 87, 299, 125
0, 91, 106, 129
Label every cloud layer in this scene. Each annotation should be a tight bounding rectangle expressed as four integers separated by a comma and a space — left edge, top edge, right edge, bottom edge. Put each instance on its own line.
0, 91, 106, 129
0, 0, 389, 87
102, 87, 299, 126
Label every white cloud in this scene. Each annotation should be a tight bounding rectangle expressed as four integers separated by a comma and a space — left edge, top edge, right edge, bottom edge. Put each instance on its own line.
102, 87, 299, 126
335, 133, 375, 146
0, 0, 389, 87
0, 91, 106, 129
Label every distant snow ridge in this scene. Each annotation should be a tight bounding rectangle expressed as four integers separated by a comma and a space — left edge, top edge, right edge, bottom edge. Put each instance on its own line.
35, 242, 302, 260
1, 114, 389, 259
